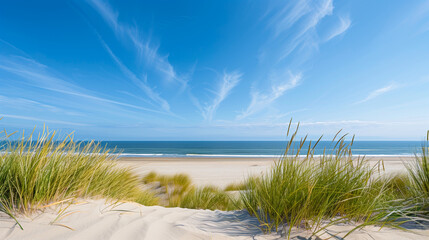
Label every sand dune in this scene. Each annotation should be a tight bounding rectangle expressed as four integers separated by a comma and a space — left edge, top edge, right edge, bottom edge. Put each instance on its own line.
1, 199, 428, 240
1, 156, 428, 239
0, 199, 277, 240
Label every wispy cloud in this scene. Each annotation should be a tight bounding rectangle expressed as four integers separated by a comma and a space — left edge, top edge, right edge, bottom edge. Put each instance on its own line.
0, 113, 89, 126
238, 72, 301, 120
356, 84, 397, 104
0, 95, 83, 116
0, 55, 167, 115
87, 0, 119, 30
213, 119, 421, 129
298, 0, 334, 36
214, 120, 383, 128
264, 0, 333, 60
202, 71, 242, 121
87, 0, 185, 86
268, 1, 311, 37
99, 39, 171, 112
325, 15, 351, 41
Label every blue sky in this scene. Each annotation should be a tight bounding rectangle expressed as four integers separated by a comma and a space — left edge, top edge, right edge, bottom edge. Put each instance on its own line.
1, 0, 429, 140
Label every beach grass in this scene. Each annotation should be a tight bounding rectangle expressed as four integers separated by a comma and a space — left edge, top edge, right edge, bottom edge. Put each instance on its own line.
402, 133, 429, 220
0, 128, 158, 221
224, 182, 247, 192
407, 138, 429, 198
380, 173, 413, 199
142, 172, 241, 210
240, 122, 396, 238
179, 185, 241, 211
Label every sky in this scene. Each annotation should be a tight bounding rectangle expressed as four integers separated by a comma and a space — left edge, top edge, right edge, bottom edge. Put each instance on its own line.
1, 0, 429, 141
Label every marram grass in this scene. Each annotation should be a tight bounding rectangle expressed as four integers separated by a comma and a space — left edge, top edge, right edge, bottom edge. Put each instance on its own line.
240, 122, 396, 238
179, 185, 240, 210
407, 133, 429, 198
142, 172, 242, 210
224, 182, 247, 192
0, 128, 158, 218
402, 131, 429, 219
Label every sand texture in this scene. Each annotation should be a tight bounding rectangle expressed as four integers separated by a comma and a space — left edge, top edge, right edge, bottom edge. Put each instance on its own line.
0, 199, 428, 240
1, 156, 428, 239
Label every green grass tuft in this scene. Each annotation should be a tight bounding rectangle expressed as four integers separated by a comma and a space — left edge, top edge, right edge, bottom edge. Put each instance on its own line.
179, 185, 240, 210
142, 172, 241, 210
224, 182, 247, 192
0, 128, 158, 217
240, 121, 394, 238
142, 171, 159, 184
135, 191, 160, 206
379, 174, 413, 199
403, 136, 429, 219
407, 144, 429, 198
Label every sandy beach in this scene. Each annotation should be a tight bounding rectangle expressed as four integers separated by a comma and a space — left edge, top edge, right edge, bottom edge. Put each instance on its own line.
1, 156, 428, 240
118, 156, 415, 188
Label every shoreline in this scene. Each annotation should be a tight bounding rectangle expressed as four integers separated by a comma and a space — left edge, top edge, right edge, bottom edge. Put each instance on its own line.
116, 154, 417, 158
117, 155, 415, 163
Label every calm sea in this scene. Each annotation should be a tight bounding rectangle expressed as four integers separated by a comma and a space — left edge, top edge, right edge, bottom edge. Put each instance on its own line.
96, 141, 424, 158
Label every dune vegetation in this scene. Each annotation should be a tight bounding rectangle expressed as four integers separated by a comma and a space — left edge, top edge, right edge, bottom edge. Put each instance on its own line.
0, 120, 428, 238
0, 127, 158, 228
142, 171, 240, 210
240, 122, 429, 238
241, 123, 390, 237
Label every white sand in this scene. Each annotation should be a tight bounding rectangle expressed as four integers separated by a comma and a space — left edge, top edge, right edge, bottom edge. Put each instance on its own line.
0, 199, 276, 240
1, 199, 427, 240
1, 156, 428, 239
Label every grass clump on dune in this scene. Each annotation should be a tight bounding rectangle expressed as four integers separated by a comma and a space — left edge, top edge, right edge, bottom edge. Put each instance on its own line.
142, 172, 241, 210
407, 133, 429, 198
224, 182, 247, 192
241, 121, 394, 238
180, 186, 240, 211
0, 128, 158, 219
143, 171, 193, 205
403, 132, 429, 219
379, 174, 413, 200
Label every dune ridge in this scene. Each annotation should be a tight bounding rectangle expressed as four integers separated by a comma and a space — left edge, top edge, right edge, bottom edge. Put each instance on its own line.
1, 199, 428, 240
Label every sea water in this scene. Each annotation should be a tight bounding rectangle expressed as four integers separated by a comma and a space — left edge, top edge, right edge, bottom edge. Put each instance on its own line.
97, 141, 423, 158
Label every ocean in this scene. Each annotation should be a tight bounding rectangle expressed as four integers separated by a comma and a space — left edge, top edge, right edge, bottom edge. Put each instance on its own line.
97, 141, 424, 158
